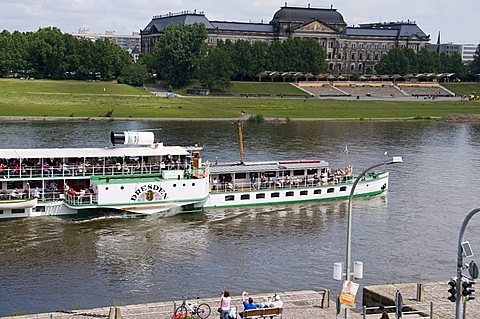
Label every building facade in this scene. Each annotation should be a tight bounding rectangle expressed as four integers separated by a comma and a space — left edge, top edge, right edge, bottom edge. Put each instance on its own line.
141, 6, 430, 74
73, 28, 141, 52
426, 42, 478, 63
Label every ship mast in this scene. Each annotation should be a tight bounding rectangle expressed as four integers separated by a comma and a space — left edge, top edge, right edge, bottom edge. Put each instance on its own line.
237, 120, 244, 164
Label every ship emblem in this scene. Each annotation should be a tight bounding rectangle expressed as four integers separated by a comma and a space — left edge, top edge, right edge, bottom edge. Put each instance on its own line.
145, 190, 154, 201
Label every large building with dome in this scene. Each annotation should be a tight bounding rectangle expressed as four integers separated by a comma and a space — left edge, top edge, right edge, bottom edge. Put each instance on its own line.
140, 5, 430, 75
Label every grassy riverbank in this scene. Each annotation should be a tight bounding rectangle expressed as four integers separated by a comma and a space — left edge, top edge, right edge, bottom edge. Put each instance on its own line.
443, 83, 480, 96
0, 79, 479, 120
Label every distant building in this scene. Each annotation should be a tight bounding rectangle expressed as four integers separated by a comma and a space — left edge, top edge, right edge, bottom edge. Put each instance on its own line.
140, 5, 430, 74
72, 28, 141, 52
426, 41, 478, 63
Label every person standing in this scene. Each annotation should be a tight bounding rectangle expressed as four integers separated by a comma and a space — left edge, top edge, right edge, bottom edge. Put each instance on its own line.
219, 290, 231, 319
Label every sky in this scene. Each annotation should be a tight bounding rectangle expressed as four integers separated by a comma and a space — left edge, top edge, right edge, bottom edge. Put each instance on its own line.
0, 0, 479, 44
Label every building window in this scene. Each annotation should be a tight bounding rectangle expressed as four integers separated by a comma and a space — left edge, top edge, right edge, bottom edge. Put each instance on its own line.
241, 194, 250, 200
314, 189, 322, 195
300, 190, 308, 196
375, 54, 379, 61
286, 191, 294, 197
337, 63, 342, 71
359, 53, 363, 60
351, 53, 355, 60
329, 63, 334, 70
271, 192, 280, 198
352, 43, 356, 49
367, 53, 371, 61
328, 52, 332, 59
350, 63, 355, 71
225, 195, 235, 201
256, 193, 266, 199
327, 188, 334, 193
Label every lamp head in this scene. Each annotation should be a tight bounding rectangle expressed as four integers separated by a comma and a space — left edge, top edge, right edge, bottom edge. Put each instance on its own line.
389, 156, 403, 164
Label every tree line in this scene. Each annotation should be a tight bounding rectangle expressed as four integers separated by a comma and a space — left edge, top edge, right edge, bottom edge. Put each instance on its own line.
0, 27, 131, 80
147, 23, 327, 90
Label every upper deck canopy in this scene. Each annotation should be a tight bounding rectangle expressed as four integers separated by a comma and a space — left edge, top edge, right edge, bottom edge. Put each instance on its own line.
0, 144, 189, 160
210, 160, 329, 175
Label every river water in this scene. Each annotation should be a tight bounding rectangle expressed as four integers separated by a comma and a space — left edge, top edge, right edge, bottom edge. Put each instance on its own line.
1, 120, 480, 316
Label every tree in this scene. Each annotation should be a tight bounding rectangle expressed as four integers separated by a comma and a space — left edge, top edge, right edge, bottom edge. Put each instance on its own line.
153, 23, 207, 87
469, 45, 480, 76
198, 46, 233, 91
118, 63, 148, 87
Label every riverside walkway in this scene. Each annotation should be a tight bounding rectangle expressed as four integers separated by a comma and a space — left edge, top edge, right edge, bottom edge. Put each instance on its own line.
3, 282, 477, 319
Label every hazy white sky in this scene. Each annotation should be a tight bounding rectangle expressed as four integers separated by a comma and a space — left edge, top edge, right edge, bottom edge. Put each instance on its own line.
0, 0, 478, 44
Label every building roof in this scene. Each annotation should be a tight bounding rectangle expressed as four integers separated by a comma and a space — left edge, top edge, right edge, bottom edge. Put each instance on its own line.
143, 13, 214, 33
271, 6, 346, 25
357, 22, 429, 39
210, 21, 275, 33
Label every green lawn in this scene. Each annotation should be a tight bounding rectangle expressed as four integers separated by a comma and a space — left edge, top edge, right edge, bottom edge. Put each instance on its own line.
0, 78, 149, 95
443, 83, 480, 96
0, 79, 479, 119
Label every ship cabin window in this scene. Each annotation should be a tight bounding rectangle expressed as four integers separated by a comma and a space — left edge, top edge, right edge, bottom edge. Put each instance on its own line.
12, 209, 24, 214
314, 189, 322, 195
225, 195, 235, 201
293, 170, 304, 176
300, 190, 308, 196
241, 194, 250, 200
286, 191, 294, 197
0, 210, 3, 214
271, 192, 280, 198
327, 188, 334, 193
192, 183, 196, 187
340, 186, 347, 192
307, 169, 317, 175
235, 173, 247, 179
256, 193, 266, 199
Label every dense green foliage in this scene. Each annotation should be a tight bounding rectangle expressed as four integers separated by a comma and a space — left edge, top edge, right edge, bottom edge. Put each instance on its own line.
152, 23, 208, 87
0, 27, 131, 80
198, 46, 233, 91
376, 48, 466, 78
216, 38, 327, 80
118, 63, 149, 87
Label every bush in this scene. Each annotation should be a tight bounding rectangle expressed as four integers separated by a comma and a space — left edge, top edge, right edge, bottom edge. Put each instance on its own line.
118, 63, 148, 87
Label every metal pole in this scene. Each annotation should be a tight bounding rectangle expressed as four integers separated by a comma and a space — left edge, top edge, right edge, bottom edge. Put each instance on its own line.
455, 208, 480, 319
345, 160, 392, 319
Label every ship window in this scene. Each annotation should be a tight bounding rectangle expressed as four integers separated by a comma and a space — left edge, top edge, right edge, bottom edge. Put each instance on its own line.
241, 194, 250, 200
300, 190, 308, 196
271, 192, 280, 198
7, 181, 23, 189
0, 210, 3, 214
340, 186, 347, 192
105, 187, 109, 191
225, 195, 235, 201
327, 188, 334, 193
293, 170, 304, 176
12, 209, 24, 214
120, 186, 124, 190
235, 173, 247, 179
286, 191, 294, 197
314, 189, 322, 195
256, 193, 265, 199
183, 184, 186, 187
265, 171, 276, 177
307, 169, 317, 175
192, 183, 196, 186
173, 184, 177, 187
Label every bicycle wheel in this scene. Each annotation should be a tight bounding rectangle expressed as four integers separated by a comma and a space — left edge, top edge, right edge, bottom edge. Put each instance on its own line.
175, 305, 189, 317
195, 303, 211, 319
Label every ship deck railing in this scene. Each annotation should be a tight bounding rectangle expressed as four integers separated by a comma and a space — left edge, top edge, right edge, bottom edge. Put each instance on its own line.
211, 176, 356, 193
64, 193, 98, 206
0, 163, 203, 180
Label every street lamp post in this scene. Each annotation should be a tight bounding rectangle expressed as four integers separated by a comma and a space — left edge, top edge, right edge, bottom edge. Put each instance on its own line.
344, 156, 403, 319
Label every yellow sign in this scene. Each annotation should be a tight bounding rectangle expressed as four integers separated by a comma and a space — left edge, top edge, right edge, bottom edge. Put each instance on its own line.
339, 280, 360, 308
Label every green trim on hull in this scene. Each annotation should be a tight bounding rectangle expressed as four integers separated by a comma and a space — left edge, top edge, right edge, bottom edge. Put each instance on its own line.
204, 188, 387, 209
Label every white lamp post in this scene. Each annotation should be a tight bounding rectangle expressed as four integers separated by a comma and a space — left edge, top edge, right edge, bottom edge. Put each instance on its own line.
341, 156, 403, 319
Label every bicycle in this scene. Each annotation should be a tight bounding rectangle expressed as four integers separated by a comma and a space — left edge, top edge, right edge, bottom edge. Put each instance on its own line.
174, 296, 211, 319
